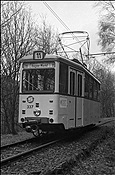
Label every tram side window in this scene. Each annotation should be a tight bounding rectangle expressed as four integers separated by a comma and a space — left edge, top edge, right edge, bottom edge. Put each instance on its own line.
89, 77, 93, 99
59, 63, 68, 94
84, 73, 89, 98
94, 81, 100, 101
97, 83, 100, 101
94, 80, 97, 100
70, 72, 75, 95
78, 74, 82, 97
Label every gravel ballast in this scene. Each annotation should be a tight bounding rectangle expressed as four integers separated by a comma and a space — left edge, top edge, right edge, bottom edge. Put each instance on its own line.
1, 120, 115, 175
46, 121, 115, 175
1, 131, 34, 147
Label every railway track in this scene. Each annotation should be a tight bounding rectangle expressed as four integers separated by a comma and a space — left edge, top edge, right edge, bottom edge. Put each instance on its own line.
1, 137, 36, 150
1, 138, 63, 167
1, 132, 55, 150
1, 118, 112, 150
1, 119, 114, 168
1, 127, 89, 167
43, 120, 115, 175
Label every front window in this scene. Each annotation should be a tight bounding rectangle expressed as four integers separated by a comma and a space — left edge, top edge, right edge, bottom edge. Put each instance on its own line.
22, 69, 55, 92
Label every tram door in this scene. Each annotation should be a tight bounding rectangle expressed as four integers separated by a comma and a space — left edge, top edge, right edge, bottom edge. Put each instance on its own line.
76, 72, 84, 126
68, 69, 76, 128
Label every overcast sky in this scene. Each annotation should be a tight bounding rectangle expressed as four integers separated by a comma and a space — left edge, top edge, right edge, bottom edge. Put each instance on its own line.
27, 1, 101, 54
26, 1, 115, 72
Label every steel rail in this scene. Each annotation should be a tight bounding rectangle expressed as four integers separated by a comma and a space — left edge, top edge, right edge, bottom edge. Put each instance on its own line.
1, 119, 114, 166
1, 137, 36, 150
1, 139, 63, 166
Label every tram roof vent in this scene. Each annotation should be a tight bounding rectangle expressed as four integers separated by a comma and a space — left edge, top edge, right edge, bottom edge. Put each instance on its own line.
72, 59, 82, 65
72, 59, 87, 68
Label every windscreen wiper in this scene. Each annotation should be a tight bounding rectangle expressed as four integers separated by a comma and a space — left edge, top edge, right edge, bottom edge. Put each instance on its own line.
24, 78, 40, 91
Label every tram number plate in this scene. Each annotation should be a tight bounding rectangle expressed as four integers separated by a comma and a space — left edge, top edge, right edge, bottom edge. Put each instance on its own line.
27, 105, 33, 109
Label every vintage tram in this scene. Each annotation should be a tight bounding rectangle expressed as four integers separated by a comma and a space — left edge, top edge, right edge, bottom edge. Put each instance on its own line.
18, 50, 100, 136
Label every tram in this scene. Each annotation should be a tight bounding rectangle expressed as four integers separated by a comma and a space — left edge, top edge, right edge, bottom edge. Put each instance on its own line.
18, 50, 101, 136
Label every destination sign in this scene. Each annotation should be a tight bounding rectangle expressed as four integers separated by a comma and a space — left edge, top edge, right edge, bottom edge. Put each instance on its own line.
23, 62, 55, 69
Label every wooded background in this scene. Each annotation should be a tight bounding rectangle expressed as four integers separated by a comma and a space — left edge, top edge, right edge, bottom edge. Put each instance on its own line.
1, 1, 115, 134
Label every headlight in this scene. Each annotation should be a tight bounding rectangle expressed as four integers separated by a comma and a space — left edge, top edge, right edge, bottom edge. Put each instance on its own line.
21, 118, 25, 122
33, 109, 41, 116
49, 118, 54, 123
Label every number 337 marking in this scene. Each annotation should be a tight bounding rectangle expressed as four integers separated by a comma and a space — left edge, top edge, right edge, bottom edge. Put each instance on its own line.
27, 105, 33, 109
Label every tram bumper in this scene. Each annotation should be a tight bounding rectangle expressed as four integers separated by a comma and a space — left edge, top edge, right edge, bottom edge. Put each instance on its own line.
24, 117, 49, 133
25, 117, 49, 123
23, 117, 65, 133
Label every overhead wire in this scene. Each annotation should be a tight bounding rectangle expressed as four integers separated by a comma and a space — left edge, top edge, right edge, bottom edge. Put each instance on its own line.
42, 1, 115, 62
43, 1, 72, 32
43, 1, 89, 53
43, 1, 114, 59
89, 52, 115, 56
66, 40, 86, 47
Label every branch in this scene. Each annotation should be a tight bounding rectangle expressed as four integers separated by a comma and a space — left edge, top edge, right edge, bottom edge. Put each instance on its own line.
109, 1, 115, 11
1, 5, 22, 28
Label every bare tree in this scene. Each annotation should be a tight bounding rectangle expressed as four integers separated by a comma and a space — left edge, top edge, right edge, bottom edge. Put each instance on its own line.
1, 3, 61, 134
90, 60, 115, 118
94, 1, 115, 64
34, 15, 60, 54
100, 70, 115, 118
1, 1, 22, 29
1, 1, 38, 134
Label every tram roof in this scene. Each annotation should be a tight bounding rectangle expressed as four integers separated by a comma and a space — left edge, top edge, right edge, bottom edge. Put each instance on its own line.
20, 53, 101, 84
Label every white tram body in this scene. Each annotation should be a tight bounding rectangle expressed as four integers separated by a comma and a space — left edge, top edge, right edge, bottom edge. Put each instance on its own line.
18, 51, 100, 135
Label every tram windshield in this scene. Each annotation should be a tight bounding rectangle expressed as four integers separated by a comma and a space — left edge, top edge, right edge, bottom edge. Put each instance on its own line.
22, 69, 55, 92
